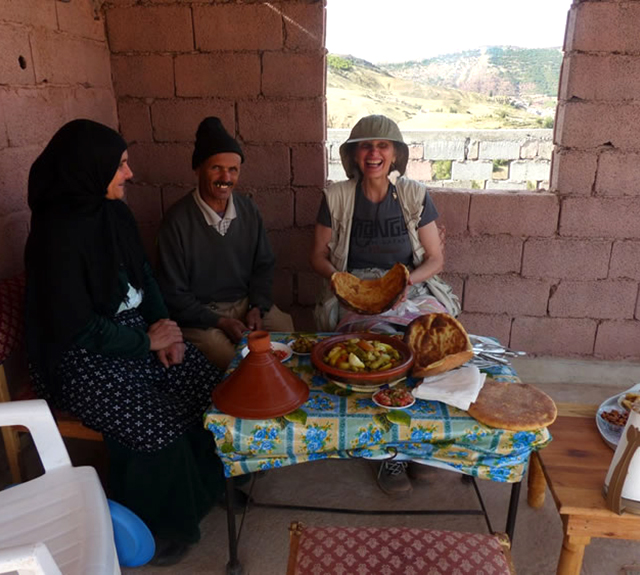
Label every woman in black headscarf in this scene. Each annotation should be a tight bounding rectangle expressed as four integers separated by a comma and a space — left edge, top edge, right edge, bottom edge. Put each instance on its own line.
25, 119, 225, 565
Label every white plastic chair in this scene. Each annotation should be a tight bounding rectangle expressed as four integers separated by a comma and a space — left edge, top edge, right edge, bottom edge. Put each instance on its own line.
0, 400, 120, 575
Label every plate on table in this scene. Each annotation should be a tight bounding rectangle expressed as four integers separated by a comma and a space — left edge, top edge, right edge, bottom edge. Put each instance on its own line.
287, 336, 319, 355
331, 377, 405, 393
595, 386, 640, 450
241, 341, 292, 362
372, 387, 415, 410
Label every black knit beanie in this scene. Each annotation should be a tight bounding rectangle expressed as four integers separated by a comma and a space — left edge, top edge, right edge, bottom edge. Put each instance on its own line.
192, 117, 244, 169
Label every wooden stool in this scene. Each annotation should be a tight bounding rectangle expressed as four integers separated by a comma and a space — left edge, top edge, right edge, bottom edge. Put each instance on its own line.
286, 522, 516, 575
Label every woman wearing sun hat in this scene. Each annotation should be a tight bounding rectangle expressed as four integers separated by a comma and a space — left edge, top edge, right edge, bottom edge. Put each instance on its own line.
310, 114, 461, 497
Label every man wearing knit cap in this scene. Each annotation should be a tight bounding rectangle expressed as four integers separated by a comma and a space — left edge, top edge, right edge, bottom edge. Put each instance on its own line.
156, 117, 294, 370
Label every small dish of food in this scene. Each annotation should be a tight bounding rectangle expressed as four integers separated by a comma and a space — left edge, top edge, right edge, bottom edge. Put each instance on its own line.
241, 341, 292, 362
288, 336, 318, 355
372, 388, 415, 410
618, 391, 640, 411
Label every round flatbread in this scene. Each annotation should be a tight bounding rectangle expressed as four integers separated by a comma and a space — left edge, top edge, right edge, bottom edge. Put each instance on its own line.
467, 380, 557, 431
331, 263, 410, 315
404, 313, 474, 377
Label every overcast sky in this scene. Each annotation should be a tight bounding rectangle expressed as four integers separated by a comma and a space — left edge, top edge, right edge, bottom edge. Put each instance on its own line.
326, 0, 573, 64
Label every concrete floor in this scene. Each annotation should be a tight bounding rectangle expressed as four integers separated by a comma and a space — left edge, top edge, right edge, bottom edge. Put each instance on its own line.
4, 356, 640, 574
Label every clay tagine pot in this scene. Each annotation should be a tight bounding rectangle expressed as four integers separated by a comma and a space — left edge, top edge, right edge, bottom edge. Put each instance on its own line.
211, 331, 309, 419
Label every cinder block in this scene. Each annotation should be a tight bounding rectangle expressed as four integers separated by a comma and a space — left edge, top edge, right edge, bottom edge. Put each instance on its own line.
562, 54, 640, 101
509, 161, 551, 182
478, 140, 521, 160
523, 238, 611, 280
328, 162, 346, 182
1, 88, 67, 146
136, 221, 160, 264
466, 140, 479, 160
469, 192, 558, 237
595, 320, 640, 360
457, 312, 512, 345
429, 190, 470, 236
125, 183, 163, 224
0, 24, 36, 85
408, 144, 424, 160
424, 140, 465, 161
269, 228, 314, 271
294, 186, 323, 228
250, 188, 294, 231
610, 241, 640, 280
451, 161, 493, 181
118, 99, 152, 143
107, 7, 193, 52
297, 270, 320, 306
0, 146, 40, 215
238, 100, 324, 144
31, 29, 112, 87
511, 317, 597, 356
538, 141, 554, 161
57, 0, 105, 40
550, 149, 596, 196
571, 2, 640, 52
128, 142, 194, 185
560, 197, 640, 239
2, 0, 57, 28
175, 54, 260, 98
111, 54, 174, 98
549, 279, 638, 319
465, 275, 549, 316
161, 185, 192, 215
241, 144, 291, 188
328, 142, 342, 161
193, 5, 282, 51
63, 87, 118, 130
263, 53, 325, 98
596, 151, 640, 196
0, 104, 7, 149
484, 181, 528, 190
282, 3, 325, 50
292, 145, 325, 187
151, 99, 234, 143
0, 212, 29, 278
445, 235, 523, 275
520, 140, 538, 160
556, 101, 640, 149
405, 160, 432, 182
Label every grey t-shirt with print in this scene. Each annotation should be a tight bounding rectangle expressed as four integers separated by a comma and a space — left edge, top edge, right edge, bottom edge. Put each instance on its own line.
316, 182, 438, 270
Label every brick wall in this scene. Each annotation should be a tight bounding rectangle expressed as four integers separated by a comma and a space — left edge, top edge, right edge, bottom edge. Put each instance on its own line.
0, 0, 117, 277
104, 0, 327, 326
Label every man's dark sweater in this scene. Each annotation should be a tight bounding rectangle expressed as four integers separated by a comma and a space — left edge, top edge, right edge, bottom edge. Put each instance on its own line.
156, 191, 275, 329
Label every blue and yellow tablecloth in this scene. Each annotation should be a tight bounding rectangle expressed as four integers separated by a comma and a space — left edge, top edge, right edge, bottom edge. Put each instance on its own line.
203, 333, 551, 482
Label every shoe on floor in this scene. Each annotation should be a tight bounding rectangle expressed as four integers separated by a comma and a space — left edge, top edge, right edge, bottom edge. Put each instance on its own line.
407, 461, 433, 483
149, 539, 190, 567
376, 460, 412, 498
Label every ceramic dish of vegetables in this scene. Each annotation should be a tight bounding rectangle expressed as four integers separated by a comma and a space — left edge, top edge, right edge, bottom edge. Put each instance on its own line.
322, 338, 403, 373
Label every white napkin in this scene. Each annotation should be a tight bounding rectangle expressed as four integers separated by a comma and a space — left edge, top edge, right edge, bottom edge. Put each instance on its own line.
412, 365, 486, 411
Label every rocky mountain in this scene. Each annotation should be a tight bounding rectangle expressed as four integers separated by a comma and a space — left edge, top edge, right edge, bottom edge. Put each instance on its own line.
327, 50, 558, 130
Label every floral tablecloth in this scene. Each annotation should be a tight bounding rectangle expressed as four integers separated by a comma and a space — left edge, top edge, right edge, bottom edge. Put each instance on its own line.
203, 333, 551, 482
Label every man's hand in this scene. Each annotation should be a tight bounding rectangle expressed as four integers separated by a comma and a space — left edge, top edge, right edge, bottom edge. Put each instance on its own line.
148, 319, 183, 351
156, 341, 186, 368
245, 306, 263, 331
217, 316, 248, 343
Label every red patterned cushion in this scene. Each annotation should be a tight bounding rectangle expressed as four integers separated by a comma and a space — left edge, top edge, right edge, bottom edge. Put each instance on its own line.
0, 273, 26, 364
288, 525, 513, 575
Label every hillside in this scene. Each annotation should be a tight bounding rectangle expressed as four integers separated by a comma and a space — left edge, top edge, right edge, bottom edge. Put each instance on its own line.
327, 52, 557, 130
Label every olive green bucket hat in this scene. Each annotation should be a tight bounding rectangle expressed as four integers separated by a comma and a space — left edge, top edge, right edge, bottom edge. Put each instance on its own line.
339, 115, 409, 179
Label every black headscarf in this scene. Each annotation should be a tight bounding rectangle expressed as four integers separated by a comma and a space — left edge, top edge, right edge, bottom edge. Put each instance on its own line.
25, 119, 145, 385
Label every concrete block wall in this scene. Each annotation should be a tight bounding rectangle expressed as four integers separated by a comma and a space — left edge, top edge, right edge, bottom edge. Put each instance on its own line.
0, 0, 118, 278
327, 129, 553, 191
103, 0, 326, 323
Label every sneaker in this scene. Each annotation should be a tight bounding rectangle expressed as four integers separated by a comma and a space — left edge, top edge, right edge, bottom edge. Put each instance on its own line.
407, 461, 433, 483
376, 461, 412, 498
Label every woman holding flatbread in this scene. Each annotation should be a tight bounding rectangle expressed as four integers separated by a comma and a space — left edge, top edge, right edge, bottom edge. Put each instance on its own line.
25, 119, 226, 566
310, 114, 460, 497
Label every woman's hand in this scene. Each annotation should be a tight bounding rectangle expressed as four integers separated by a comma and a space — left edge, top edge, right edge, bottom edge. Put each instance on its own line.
156, 342, 186, 368
217, 316, 248, 344
147, 318, 183, 351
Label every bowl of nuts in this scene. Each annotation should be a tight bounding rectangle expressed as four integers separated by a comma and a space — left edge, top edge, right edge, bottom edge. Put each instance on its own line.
596, 404, 628, 449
